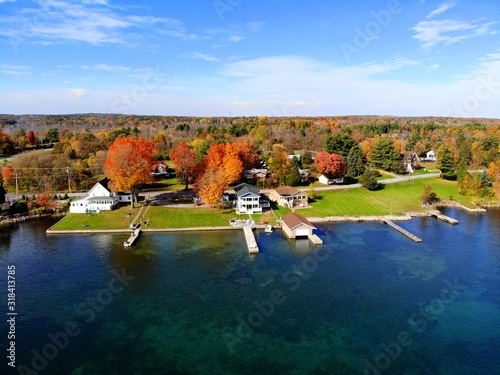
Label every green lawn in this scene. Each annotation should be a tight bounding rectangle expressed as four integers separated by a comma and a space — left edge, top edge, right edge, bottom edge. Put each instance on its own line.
52, 205, 138, 230
300, 177, 476, 217
144, 206, 236, 228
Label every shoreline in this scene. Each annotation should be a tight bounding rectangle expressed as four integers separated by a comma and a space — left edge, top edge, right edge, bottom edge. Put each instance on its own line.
45, 202, 488, 234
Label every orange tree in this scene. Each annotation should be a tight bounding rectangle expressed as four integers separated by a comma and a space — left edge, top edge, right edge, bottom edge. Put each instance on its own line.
169, 142, 199, 190
104, 136, 157, 208
195, 166, 228, 207
315, 151, 345, 178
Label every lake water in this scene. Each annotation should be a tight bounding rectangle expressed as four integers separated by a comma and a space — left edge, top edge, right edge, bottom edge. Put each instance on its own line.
1, 208, 499, 375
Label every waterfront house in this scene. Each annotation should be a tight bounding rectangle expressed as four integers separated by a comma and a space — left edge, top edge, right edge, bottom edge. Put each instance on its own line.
234, 183, 262, 214
281, 212, 317, 238
69, 178, 131, 213
269, 186, 308, 208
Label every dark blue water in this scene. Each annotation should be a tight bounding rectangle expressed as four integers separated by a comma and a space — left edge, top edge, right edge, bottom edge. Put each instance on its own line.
1, 208, 499, 375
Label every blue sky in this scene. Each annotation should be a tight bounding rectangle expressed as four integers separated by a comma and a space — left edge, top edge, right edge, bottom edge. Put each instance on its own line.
0, 0, 499, 117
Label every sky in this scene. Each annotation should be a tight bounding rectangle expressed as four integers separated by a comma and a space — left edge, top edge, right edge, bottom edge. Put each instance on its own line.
0, 0, 499, 118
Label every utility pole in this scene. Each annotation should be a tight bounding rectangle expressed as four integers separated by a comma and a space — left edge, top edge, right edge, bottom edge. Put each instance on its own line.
66, 167, 71, 193
15, 171, 18, 199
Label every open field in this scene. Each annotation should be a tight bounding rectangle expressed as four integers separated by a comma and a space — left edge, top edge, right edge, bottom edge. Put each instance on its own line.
140, 206, 235, 228
299, 177, 475, 217
51, 205, 138, 230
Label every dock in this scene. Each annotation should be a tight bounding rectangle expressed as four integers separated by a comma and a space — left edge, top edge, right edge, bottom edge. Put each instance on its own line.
242, 226, 259, 254
308, 234, 323, 245
431, 212, 459, 224
383, 219, 422, 242
124, 228, 141, 247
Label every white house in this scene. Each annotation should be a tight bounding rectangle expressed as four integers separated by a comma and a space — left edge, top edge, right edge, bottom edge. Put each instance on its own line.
425, 150, 437, 162
234, 183, 262, 214
69, 178, 131, 213
318, 175, 344, 185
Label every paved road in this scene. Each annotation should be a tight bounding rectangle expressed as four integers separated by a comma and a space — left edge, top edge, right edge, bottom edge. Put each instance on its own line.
4, 173, 442, 202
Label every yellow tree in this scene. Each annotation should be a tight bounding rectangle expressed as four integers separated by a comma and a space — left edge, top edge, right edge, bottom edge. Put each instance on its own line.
223, 143, 244, 185
105, 137, 157, 208
195, 166, 228, 207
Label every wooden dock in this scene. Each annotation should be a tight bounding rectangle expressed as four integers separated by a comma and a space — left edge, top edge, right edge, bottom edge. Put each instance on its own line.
242, 226, 259, 254
383, 219, 422, 242
308, 234, 323, 245
124, 228, 141, 247
432, 212, 459, 224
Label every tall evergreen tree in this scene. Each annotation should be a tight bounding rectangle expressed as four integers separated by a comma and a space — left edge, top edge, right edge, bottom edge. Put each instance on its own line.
345, 145, 365, 178
438, 145, 457, 180
324, 132, 357, 156
370, 138, 400, 172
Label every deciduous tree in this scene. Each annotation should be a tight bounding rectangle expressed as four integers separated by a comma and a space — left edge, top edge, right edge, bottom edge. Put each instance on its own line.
170, 142, 199, 190
315, 151, 345, 178
105, 137, 157, 208
26, 130, 38, 146
195, 166, 227, 207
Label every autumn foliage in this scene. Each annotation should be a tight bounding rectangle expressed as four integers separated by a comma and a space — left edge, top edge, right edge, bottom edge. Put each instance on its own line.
195, 166, 228, 206
104, 136, 157, 207
170, 142, 199, 190
315, 151, 345, 178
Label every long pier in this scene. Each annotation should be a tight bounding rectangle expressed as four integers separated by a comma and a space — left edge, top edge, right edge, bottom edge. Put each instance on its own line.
383, 219, 422, 242
124, 228, 141, 247
242, 226, 259, 254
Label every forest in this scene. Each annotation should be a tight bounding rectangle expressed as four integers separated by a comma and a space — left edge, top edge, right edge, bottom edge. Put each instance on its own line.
1, 114, 500, 208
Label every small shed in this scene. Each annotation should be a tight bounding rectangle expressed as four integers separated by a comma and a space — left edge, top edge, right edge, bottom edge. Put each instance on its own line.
281, 212, 316, 239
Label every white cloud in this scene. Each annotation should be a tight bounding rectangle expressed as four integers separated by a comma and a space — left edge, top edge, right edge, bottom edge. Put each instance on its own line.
0, 64, 31, 75
0, 0, 199, 46
410, 19, 497, 49
185, 52, 219, 62
426, 2, 456, 18
81, 64, 131, 72
229, 35, 243, 42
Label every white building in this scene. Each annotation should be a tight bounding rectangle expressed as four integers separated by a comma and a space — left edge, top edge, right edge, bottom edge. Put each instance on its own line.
234, 183, 262, 214
318, 175, 344, 185
69, 178, 131, 214
425, 150, 437, 162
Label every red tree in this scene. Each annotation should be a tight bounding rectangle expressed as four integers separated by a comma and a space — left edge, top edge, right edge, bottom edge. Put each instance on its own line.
315, 151, 345, 178
104, 136, 157, 208
26, 131, 38, 146
169, 142, 199, 190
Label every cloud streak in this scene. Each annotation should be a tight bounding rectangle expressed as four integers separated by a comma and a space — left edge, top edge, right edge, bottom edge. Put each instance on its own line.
426, 2, 456, 18
410, 19, 497, 49
0, 0, 198, 46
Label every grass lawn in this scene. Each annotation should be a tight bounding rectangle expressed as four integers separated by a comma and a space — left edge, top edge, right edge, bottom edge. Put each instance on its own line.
52, 205, 138, 230
299, 177, 476, 217
144, 206, 236, 228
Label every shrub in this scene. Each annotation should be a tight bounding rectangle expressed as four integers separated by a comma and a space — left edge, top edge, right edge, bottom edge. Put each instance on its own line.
359, 170, 380, 191
421, 184, 438, 205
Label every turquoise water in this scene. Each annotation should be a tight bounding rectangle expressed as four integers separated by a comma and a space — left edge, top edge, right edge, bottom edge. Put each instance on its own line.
1, 208, 499, 374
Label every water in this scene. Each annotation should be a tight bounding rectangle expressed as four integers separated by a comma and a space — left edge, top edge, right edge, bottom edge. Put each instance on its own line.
1, 208, 499, 375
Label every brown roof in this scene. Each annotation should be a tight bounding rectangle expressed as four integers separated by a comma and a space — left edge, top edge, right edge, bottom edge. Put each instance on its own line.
281, 212, 316, 230
275, 186, 304, 197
